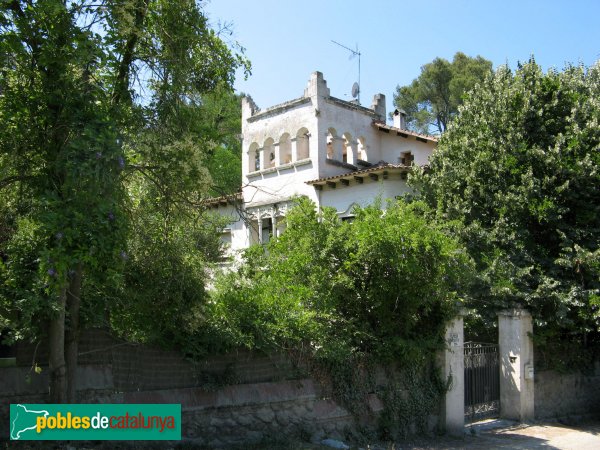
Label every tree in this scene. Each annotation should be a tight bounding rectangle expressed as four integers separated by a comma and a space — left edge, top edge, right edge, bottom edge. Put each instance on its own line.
412, 59, 600, 354
393, 52, 492, 134
0, 0, 249, 402
85, 168, 229, 349
200, 84, 244, 195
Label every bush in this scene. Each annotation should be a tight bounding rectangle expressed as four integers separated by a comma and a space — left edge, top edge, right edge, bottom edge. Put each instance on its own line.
210, 197, 473, 365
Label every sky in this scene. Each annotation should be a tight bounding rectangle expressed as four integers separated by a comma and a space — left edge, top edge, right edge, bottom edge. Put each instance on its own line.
204, 0, 600, 121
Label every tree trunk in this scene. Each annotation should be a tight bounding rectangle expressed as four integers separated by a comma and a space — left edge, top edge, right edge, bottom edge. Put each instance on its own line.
49, 286, 67, 403
65, 264, 83, 403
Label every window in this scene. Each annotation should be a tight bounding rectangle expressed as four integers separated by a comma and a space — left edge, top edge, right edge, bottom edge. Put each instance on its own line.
357, 137, 367, 161
327, 128, 341, 160
261, 218, 272, 244
248, 143, 260, 172
220, 230, 232, 247
279, 133, 292, 164
400, 151, 414, 166
343, 133, 354, 164
326, 131, 334, 159
264, 138, 275, 169
296, 128, 310, 160
219, 230, 233, 260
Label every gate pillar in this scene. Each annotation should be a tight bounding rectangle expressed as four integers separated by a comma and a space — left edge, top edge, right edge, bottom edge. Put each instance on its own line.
440, 310, 465, 435
498, 308, 534, 421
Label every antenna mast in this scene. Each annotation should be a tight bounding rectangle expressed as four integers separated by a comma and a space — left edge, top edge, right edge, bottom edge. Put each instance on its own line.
331, 40, 361, 104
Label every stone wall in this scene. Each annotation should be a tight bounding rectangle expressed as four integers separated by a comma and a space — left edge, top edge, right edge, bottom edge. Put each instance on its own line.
0, 377, 363, 446
1, 329, 440, 446
534, 363, 600, 420
131, 379, 363, 447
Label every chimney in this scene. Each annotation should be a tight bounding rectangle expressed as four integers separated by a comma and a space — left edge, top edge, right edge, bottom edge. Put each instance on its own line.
304, 71, 330, 99
393, 109, 407, 130
241, 95, 258, 121
371, 94, 386, 121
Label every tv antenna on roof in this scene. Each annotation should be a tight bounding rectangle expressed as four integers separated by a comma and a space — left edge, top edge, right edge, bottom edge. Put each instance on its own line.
331, 40, 361, 104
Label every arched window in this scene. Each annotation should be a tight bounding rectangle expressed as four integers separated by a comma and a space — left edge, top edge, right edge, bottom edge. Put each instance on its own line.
327, 128, 339, 160
357, 137, 368, 162
263, 138, 275, 169
279, 133, 292, 165
343, 132, 354, 164
296, 128, 310, 160
248, 142, 259, 172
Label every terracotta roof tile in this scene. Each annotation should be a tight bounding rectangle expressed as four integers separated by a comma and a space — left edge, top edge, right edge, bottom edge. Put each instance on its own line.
305, 163, 411, 185
372, 121, 439, 142
202, 191, 242, 207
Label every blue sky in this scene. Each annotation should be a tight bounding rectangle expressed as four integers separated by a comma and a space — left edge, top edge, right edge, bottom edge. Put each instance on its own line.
205, 0, 599, 120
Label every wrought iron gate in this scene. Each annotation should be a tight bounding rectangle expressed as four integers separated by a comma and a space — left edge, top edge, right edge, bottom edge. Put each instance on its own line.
464, 342, 499, 422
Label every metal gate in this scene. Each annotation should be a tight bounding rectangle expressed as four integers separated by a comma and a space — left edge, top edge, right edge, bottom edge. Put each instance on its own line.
464, 342, 499, 422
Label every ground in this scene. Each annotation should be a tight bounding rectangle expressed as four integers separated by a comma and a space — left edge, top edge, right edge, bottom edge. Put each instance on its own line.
464, 421, 600, 449
3, 420, 600, 449
408, 419, 600, 450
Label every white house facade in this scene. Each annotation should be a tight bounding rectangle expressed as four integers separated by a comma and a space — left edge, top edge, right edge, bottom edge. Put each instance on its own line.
206, 72, 438, 259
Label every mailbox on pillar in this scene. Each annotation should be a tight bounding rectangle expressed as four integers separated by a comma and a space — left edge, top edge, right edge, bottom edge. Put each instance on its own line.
525, 364, 534, 380
498, 308, 535, 422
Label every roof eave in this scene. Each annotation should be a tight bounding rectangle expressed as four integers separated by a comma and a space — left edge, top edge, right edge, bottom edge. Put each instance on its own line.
306, 164, 413, 186
372, 121, 439, 143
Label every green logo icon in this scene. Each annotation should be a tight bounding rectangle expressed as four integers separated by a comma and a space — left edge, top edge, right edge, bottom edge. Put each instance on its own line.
10, 404, 181, 440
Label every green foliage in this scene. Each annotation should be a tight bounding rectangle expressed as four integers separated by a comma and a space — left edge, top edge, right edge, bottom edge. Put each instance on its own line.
532, 327, 599, 373
206, 144, 242, 196
0, 0, 249, 397
212, 198, 472, 361
412, 59, 600, 350
85, 206, 228, 349
0, 217, 49, 341
0, 0, 129, 345
199, 84, 244, 195
394, 52, 492, 134
378, 366, 449, 439
208, 198, 473, 430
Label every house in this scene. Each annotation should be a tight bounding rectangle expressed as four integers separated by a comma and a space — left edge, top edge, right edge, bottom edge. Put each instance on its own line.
206, 72, 438, 259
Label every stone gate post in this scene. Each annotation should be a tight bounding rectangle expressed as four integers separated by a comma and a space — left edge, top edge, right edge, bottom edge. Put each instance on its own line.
498, 308, 534, 421
440, 310, 465, 435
